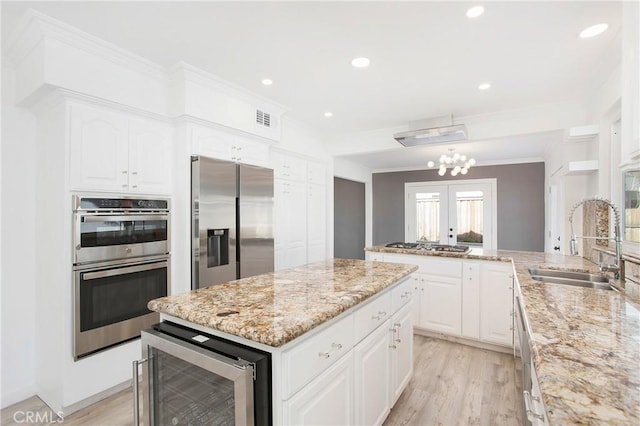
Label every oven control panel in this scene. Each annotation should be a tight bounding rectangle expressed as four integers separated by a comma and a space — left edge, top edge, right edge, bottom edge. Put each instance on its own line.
76, 196, 169, 211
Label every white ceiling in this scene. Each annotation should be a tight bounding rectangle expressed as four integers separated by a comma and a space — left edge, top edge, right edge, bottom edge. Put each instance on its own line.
1, 1, 622, 168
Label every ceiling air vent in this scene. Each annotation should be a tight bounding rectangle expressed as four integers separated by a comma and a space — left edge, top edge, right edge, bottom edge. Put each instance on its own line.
256, 109, 271, 128
394, 124, 468, 147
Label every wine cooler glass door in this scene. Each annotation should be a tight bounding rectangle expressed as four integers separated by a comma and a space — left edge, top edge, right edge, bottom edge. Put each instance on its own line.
141, 329, 255, 426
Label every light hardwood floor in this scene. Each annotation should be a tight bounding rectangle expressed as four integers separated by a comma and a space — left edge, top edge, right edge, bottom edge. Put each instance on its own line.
1, 335, 522, 426
384, 335, 522, 426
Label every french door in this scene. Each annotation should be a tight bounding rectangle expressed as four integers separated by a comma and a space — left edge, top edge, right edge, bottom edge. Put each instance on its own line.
405, 179, 497, 250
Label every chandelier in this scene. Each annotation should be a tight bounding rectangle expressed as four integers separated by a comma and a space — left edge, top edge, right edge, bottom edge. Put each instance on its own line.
427, 148, 476, 176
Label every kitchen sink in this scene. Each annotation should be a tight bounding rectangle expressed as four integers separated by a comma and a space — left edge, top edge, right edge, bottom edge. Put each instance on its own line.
528, 268, 613, 291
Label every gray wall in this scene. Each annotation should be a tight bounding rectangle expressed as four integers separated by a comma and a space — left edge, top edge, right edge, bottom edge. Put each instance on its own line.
372, 162, 545, 251
334, 177, 366, 259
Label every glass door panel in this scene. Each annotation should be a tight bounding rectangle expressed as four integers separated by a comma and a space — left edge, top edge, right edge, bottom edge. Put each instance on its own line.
448, 183, 493, 249
152, 348, 236, 426
406, 185, 447, 244
452, 190, 484, 246
415, 192, 441, 243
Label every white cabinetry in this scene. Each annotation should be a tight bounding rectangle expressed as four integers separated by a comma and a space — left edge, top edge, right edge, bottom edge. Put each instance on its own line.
369, 252, 514, 348
389, 302, 413, 405
271, 151, 327, 269
479, 262, 514, 346
283, 352, 355, 426
354, 322, 390, 426
274, 179, 307, 270
307, 181, 326, 263
462, 261, 481, 339
69, 103, 172, 194
420, 274, 462, 335
413, 258, 462, 336
281, 276, 414, 426
526, 361, 550, 426
190, 123, 269, 167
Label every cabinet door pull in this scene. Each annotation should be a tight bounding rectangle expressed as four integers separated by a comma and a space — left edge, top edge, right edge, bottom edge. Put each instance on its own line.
318, 351, 330, 359
372, 311, 386, 320
523, 391, 545, 421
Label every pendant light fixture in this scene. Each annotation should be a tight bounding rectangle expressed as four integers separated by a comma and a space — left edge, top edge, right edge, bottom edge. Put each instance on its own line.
427, 148, 476, 176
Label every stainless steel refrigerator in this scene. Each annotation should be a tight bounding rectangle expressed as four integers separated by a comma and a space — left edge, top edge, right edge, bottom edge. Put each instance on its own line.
191, 155, 274, 289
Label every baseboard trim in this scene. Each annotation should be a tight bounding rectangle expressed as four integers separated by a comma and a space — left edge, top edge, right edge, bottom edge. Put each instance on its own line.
61, 379, 132, 417
413, 328, 514, 355
0, 384, 38, 410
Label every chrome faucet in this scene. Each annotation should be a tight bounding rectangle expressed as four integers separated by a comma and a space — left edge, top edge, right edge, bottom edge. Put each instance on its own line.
568, 197, 621, 279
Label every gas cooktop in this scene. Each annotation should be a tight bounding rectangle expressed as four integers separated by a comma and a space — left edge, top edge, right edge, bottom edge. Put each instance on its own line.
384, 242, 471, 253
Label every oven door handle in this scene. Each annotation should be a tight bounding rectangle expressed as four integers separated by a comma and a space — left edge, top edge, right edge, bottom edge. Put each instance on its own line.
82, 262, 167, 280
82, 214, 168, 223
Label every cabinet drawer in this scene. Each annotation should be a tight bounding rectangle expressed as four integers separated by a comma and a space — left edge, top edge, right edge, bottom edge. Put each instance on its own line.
282, 313, 354, 400
382, 253, 461, 277
366, 252, 384, 262
391, 277, 414, 312
354, 292, 392, 344
625, 259, 640, 284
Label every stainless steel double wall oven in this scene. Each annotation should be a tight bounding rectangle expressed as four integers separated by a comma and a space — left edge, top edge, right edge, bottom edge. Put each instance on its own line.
72, 195, 170, 359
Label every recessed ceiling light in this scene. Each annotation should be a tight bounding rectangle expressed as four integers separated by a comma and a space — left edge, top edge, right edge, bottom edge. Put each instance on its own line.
478, 82, 491, 90
466, 6, 485, 19
324, 112, 333, 117
579, 23, 608, 39
261, 78, 273, 86
351, 57, 370, 68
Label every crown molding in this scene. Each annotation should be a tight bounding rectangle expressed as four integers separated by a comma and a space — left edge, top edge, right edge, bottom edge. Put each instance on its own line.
371, 157, 545, 174
171, 114, 277, 145
28, 87, 171, 123
6, 8, 167, 81
168, 61, 288, 114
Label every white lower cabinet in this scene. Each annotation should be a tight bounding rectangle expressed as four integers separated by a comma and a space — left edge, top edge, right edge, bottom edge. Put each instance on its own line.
479, 262, 514, 346
461, 261, 481, 339
280, 277, 414, 426
526, 361, 549, 425
370, 251, 514, 349
283, 352, 355, 426
354, 322, 390, 426
389, 302, 413, 405
420, 274, 462, 336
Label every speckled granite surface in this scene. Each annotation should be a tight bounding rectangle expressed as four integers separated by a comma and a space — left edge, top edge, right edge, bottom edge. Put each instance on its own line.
367, 245, 640, 425
148, 258, 417, 347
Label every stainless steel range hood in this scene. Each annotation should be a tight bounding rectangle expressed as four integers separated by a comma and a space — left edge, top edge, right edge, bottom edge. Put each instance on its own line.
394, 124, 468, 147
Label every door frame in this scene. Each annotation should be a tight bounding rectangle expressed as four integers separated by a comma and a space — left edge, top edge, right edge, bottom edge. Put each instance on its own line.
404, 178, 498, 249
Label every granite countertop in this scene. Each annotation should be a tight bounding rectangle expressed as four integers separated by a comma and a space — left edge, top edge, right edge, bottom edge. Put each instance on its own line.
367, 245, 640, 424
148, 258, 417, 348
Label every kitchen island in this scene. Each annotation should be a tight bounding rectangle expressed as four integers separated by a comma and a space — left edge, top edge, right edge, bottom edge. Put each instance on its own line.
366, 245, 640, 425
147, 258, 418, 425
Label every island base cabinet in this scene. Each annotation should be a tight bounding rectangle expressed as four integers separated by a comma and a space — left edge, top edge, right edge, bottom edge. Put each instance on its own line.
282, 352, 354, 426
354, 323, 391, 426
390, 302, 413, 405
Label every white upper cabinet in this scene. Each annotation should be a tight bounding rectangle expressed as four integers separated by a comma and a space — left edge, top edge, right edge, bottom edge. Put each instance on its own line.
190, 124, 269, 167
69, 103, 172, 194
128, 118, 172, 194
271, 150, 307, 182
